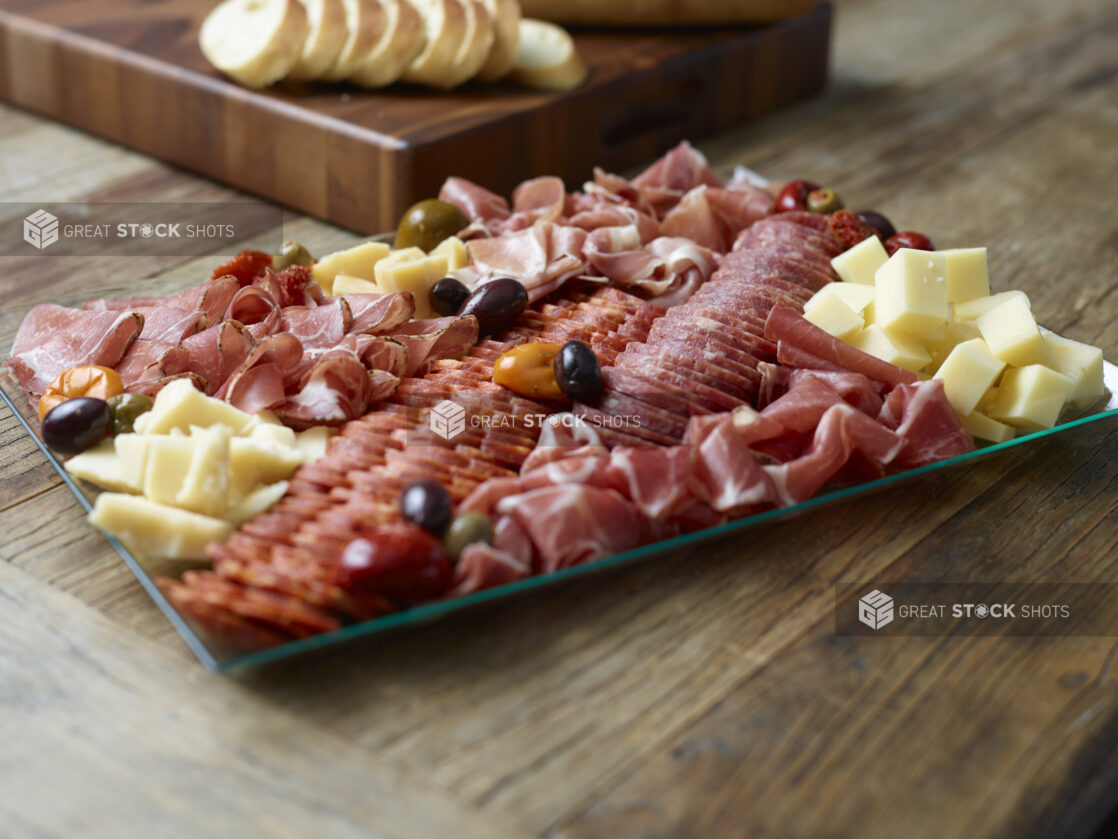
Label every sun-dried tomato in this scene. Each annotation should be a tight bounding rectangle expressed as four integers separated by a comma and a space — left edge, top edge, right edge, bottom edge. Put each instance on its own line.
827, 209, 877, 251
211, 248, 272, 286
275, 264, 316, 307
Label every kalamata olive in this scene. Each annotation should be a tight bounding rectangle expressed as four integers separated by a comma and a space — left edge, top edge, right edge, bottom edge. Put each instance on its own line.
493, 342, 564, 399
106, 392, 154, 436
458, 278, 529, 336
775, 179, 821, 213
395, 199, 467, 252
554, 340, 602, 402
442, 512, 494, 562
272, 240, 313, 271
335, 525, 452, 603
884, 231, 935, 255
855, 210, 896, 240
807, 188, 843, 214
430, 277, 471, 317
400, 479, 453, 535
41, 397, 111, 455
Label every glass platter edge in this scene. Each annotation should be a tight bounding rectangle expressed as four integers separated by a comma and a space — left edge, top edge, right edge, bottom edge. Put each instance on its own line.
3, 355, 1116, 672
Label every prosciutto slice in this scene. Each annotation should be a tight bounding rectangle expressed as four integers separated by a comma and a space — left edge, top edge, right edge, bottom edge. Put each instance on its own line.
387, 316, 479, 377
180, 320, 255, 395
280, 298, 353, 350
463, 222, 591, 302
276, 350, 387, 429
448, 517, 534, 596
877, 380, 975, 468
439, 176, 511, 227
342, 292, 415, 334
216, 332, 303, 414
115, 340, 192, 390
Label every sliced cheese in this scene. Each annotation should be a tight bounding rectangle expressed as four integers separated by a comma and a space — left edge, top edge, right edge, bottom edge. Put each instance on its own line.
803, 295, 863, 340
295, 425, 335, 462
228, 481, 291, 527
873, 248, 948, 338
830, 235, 888, 286
805, 282, 876, 315
430, 235, 470, 271
90, 493, 232, 561
228, 438, 306, 499
331, 274, 381, 295
143, 379, 253, 435
65, 442, 138, 494
312, 240, 391, 294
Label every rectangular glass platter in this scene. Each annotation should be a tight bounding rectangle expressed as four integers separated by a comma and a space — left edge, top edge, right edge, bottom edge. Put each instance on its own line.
4, 357, 1116, 672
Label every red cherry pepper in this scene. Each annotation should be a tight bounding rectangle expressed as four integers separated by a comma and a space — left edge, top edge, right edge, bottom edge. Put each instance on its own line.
884, 231, 936, 255
774, 179, 821, 213
334, 525, 453, 603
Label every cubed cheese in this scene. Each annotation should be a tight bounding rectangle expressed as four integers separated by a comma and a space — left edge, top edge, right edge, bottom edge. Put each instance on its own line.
374, 251, 449, 319
294, 425, 334, 463
805, 282, 876, 315
227, 481, 290, 527
331, 275, 380, 295
874, 248, 948, 338
143, 379, 253, 435
312, 241, 391, 294
940, 248, 990, 303
431, 236, 469, 271
933, 338, 1007, 415
830, 236, 889, 285
228, 438, 305, 499
958, 410, 1015, 443
1042, 331, 1105, 407
976, 296, 1048, 367
848, 324, 932, 373
954, 290, 1030, 322
65, 442, 138, 494
89, 493, 232, 560
803, 295, 864, 339
987, 365, 1074, 430
924, 319, 982, 373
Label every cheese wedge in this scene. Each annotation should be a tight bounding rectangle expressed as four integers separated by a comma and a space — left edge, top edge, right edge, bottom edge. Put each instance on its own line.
505, 18, 587, 91
90, 494, 232, 561
349, 0, 425, 87
403, 0, 470, 89
200, 0, 310, 89
476, 0, 521, 82
288, 0, 349, 81
321, 0, 387, 82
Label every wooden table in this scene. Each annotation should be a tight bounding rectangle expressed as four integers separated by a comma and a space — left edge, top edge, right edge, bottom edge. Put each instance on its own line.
2, 0, 1116, 836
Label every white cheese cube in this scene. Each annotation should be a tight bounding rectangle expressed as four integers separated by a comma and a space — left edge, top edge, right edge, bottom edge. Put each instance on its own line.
803, 295, 864, 340
65, 442, 138, 494
331, 274, 380, 295
874, 248, 948, 338
227, 481, 289, 527
228, 438, 305, 499
312, 241, 391, 295
830, 236, 889, 285
940, 248, 990, 303
933, 338, 1007, 415
987, 365, 1074, 431
805, 282, 876, 315
1042, 332, 1105, 408
430, 236, 469, 271
144, 379, 253, 435
294, 425, 334, 463
954, 290, 1030, 322
976, 296, 1048, 367
374, 250, 449, 319
849, 325, 932, 373
89, 493, 232, 560
958, 410, 1015, 443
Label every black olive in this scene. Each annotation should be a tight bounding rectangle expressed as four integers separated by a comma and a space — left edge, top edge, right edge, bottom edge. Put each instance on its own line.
395, 199, 467, 252
430, 277, 471, 317
400, 479, 453, 535
856, 210, 896, 240
554, 340, 602, 403
41, 397, 111, 455
457, 278, 529, 336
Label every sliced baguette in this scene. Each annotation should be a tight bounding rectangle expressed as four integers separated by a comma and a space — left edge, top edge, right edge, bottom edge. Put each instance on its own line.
505, 18, 586, 91
287, 0, 349, 81
443, 0, 495, 88
349, 0, 425, 88
320, 0, 386, 82
476, 0, 520, 82
401, 0, 469, 89
200, 0, 309, 89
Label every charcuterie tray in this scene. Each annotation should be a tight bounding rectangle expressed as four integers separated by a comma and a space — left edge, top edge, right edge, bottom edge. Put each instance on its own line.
4, 353, 1116, 671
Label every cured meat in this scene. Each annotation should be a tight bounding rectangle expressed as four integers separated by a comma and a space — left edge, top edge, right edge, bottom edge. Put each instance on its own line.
130, 306, 204, 343
387, 316, 479, 377
216, 332, 303, 414
439, 176, 511, 227
276, 350, 379, 429
180, 320, 255, 395
226, 285, 281, 338
690, 414, 774, 512
280, 299, 353, 350
877, 380, 975, 468
114, 340, 192, 389
6, 305, 143, 396
343, 292, 415, 334
463, 222, 590, 301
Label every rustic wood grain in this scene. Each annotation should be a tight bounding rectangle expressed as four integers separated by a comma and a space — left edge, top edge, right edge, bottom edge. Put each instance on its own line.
0, 0, 1117, 836
0, 0, 831, 233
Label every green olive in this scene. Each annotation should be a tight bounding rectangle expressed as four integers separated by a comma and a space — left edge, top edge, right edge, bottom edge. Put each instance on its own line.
442, 512, 494, 562
273, 240, 314, 271
106, 392, 154, 436
806, 188, 843, 214
395, 199, 467, 252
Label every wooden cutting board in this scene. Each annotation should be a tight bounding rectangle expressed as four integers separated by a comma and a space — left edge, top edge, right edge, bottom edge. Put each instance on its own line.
0, 0, 831, 234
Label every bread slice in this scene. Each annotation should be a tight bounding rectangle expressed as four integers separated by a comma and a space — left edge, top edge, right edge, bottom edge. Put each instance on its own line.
476, 0, 520, 82
320, 0, 386, 82
443, 0, 495, 88
349, 0, 425, 88
401, 0, 469, 89
287, 0, 349, 81
200, 0, 309, 89
505, 18, 586, 91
